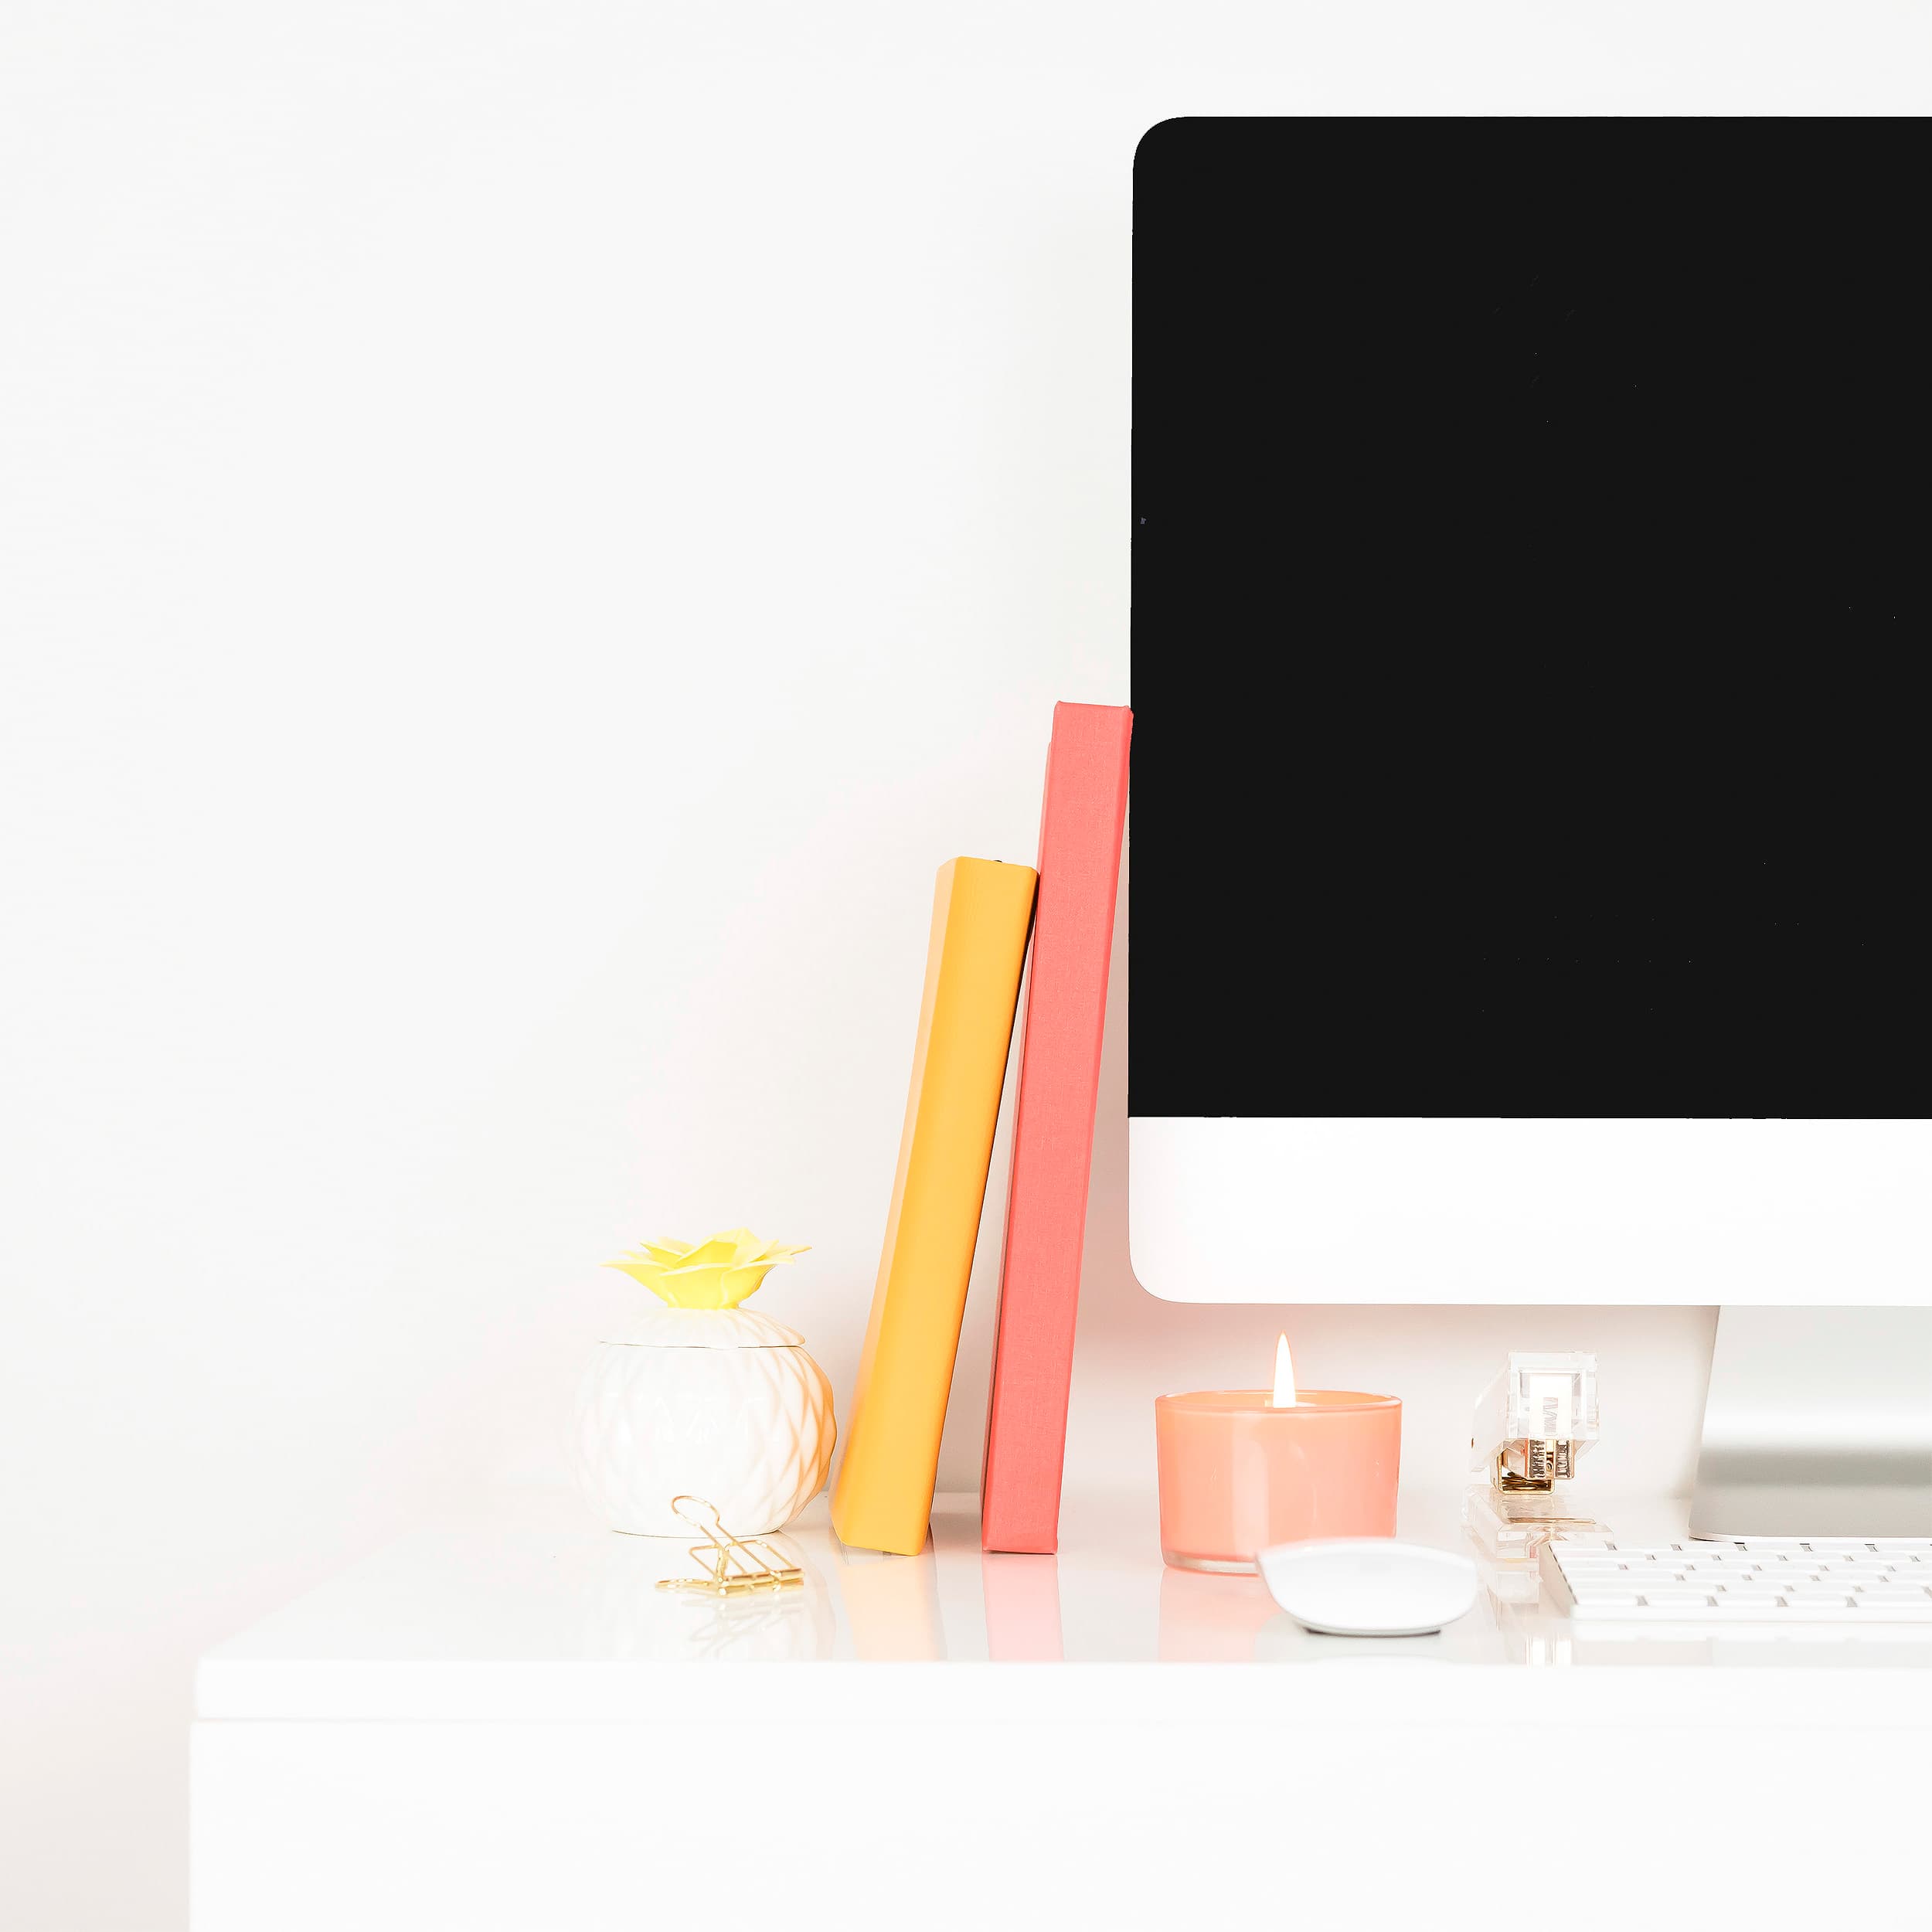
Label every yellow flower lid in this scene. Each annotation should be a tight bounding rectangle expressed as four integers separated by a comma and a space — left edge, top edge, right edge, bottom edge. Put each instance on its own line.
602, 1228, 810, 1311
600, 1230, 811, 1344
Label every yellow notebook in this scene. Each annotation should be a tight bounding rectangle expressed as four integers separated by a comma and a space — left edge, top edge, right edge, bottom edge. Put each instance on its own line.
832, 857, 1038, 1555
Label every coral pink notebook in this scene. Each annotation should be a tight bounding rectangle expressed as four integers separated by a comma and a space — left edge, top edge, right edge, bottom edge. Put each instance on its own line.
980, 702, 1131, 1553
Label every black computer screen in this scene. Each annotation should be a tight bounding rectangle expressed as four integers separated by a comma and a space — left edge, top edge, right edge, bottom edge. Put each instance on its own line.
1129, 118, 1929, 1120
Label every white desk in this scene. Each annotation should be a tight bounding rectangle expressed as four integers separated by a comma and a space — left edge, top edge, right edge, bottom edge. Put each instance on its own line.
193, 1488, 1932, 1930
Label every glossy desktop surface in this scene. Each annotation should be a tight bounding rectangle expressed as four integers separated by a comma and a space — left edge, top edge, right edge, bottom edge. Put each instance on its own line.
196, 1485, 1932, 1728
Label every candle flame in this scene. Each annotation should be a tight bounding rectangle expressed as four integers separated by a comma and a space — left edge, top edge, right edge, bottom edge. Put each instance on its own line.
1271, 1332, 1298, 1407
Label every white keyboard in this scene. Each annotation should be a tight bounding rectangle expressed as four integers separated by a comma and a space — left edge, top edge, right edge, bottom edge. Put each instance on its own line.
1549, 1536, 1932, 1622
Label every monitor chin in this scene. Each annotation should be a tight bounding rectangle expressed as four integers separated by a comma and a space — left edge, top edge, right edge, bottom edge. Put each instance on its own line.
1127, 1117, 1932, 1308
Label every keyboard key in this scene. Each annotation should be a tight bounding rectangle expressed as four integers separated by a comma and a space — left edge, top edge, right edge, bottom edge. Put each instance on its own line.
1639, 1590, 1716, 1607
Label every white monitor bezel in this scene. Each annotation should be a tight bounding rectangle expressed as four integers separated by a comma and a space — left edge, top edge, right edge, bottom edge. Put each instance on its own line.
1129, 1117, 1932, 1305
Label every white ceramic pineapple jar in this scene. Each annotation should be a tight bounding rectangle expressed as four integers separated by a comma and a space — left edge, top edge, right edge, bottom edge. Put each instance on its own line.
573, 1230, 835, 1538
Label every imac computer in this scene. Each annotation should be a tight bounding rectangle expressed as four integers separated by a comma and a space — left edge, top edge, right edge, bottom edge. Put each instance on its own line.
1128, 119, 1932, 1537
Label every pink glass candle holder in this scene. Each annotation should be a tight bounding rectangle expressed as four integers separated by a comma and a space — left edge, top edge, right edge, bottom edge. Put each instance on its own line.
1155, 1389, 1402, 1573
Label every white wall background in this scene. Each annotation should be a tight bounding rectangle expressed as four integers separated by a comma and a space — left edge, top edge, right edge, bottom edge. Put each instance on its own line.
2, 8, 1924, 1928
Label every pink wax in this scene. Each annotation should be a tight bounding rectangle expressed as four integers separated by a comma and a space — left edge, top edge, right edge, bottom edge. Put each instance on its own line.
1154, 1388, 1402, 1573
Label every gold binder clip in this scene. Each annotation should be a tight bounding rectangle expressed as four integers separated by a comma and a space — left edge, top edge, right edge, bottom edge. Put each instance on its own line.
655, 1495, 804, 1596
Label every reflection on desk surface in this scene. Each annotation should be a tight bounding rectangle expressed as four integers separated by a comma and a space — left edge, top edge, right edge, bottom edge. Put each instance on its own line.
195, 1486, 1932, 1679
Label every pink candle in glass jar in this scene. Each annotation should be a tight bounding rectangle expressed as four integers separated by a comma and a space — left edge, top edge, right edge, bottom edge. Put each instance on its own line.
1155, 1338, 1400, 1573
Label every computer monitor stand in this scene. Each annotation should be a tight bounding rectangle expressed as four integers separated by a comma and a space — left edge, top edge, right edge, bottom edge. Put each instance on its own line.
1691, 1308, 1932, 1539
